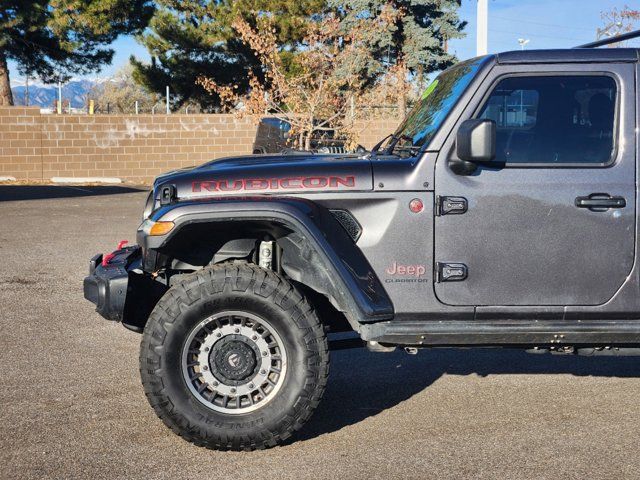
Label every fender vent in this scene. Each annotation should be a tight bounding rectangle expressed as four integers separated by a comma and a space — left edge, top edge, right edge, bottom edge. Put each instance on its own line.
330, 209, 362, 242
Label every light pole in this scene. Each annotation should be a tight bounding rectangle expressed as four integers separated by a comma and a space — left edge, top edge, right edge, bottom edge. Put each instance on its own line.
25, 75, 29, 106
57, 81, 62, 114
518, 38, 530, 50
477, 0, 488, 56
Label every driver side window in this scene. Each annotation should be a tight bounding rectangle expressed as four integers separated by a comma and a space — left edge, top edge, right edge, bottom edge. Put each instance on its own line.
478, 75, 617, 165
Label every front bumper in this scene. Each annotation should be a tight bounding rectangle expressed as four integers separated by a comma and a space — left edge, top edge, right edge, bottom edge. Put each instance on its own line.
83, 246, 142, 321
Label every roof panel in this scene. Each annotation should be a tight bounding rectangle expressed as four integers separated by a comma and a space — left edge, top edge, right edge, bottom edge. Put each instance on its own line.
496, 49, 638, 64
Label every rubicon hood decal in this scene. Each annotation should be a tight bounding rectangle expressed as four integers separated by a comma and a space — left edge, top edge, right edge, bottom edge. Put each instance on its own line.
155, 153, 373, 198
193, 175, 356, 193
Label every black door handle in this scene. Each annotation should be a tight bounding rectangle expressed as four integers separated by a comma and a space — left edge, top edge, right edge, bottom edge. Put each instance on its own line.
575, 193, 626, 210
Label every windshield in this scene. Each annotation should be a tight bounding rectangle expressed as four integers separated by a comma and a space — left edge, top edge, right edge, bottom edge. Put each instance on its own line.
388, 57, 486, 157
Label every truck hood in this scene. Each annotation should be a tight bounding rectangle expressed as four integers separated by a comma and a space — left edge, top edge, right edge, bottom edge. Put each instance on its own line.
153, 153, 373, 199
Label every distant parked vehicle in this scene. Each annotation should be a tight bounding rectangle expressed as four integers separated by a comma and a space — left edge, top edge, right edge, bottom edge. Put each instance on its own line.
252, 117, 350, 154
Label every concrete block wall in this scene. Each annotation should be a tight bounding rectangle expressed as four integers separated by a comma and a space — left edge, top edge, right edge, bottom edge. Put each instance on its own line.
354, 116, 403, 150
0, 108, 401, 184
0, 107, 43, 180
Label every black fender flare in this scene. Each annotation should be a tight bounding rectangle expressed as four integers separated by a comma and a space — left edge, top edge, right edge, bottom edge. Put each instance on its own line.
137, 197, 394, 326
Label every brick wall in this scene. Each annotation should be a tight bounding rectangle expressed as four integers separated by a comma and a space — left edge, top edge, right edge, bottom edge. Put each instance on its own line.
354, 116, 403, 150
0, 107, 43, 180
0, 107, 401, 184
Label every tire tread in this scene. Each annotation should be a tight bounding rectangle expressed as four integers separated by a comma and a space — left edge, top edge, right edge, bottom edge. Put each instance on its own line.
139, 262, 329, 451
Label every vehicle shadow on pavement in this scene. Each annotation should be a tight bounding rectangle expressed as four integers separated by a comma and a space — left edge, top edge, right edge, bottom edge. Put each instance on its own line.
0, 185, 146, 202
292, 347, 640, 443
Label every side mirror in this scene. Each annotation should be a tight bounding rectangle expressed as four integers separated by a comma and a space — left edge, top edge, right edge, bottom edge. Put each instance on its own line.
456, 119, 496, 163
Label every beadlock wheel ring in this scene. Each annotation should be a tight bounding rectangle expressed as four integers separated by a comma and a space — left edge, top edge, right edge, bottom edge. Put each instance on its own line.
181, 311, 288, 414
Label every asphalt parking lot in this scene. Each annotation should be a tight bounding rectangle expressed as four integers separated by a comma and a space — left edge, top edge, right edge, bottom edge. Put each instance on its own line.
2, 184, 640, 479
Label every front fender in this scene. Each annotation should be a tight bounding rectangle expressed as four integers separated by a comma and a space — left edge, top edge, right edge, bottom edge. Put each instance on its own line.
137, 197, 394, 325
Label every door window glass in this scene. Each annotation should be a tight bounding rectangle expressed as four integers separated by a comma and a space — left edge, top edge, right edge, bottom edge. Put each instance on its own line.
478, 75, 617, 165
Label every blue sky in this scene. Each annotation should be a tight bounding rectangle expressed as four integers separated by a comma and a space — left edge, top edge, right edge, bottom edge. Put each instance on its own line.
449, 0, 639, 59
8, 0, 640, 86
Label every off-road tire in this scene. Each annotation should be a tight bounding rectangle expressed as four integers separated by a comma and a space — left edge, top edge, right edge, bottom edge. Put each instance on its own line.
139, 262, 329, 451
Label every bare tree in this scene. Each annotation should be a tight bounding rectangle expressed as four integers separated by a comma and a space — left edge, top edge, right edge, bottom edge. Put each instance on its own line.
197, 14, 399, 150
599, 5, 640, 46
90, 65, 159, 114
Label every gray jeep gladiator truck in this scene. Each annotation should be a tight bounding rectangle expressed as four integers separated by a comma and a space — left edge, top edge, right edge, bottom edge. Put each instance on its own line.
85, 41, 640, 451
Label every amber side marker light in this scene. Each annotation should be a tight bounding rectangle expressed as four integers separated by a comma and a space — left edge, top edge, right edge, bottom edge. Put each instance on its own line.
149, 221, 175, 236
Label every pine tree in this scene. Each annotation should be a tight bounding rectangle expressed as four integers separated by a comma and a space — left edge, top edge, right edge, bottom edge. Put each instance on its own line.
330, 0, 466, 112
0, 0, 153, 106
131, 0, 327, 110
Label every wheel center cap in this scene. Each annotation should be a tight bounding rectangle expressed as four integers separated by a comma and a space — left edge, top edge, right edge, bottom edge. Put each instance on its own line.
227, 353, 241, 367
210, 338, 258, 382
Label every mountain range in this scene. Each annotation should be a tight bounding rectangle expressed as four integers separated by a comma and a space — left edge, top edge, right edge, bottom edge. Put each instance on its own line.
11, 79, 102, 109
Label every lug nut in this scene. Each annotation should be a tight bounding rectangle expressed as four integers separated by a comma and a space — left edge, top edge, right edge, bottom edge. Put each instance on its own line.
212, 381, 218, 386
260, 369, 266, 375
230, 388, 236, 393
234, 328, 240, 333
249, 383, 254, 388
262, 351, 268, 356
204, 347, 209, 352
252, 335, 257, 340
203, 366, 208, 371
216, 332, 221, 337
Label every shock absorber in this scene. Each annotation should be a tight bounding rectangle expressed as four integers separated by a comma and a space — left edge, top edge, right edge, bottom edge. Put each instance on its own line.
259, 240, 274, 270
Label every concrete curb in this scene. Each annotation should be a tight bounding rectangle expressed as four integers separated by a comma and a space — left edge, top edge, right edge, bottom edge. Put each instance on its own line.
51, 177, 123, 184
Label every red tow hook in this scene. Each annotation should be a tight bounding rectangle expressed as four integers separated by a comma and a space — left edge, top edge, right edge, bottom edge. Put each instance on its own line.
102, 240, 129, 266
101, 253, 115, 267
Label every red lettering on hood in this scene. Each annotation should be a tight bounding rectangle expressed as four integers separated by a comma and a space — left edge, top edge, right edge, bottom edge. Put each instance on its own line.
219, 180, 243, 191
192, 175, 356, 193
330, 176, 355, 188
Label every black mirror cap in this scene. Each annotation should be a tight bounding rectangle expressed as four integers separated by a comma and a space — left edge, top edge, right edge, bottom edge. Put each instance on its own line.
456, 119, 496, 163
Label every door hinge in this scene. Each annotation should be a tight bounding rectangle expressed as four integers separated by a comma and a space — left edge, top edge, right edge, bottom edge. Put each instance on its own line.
436, 262, 468, 282
436, 196, 468, 216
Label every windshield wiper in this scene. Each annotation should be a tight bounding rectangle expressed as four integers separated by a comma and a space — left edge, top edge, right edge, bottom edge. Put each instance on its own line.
385, 134, 417, 156
371, 133, 419, 157
370, 134, 395, 155
392, 144, 421, 158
